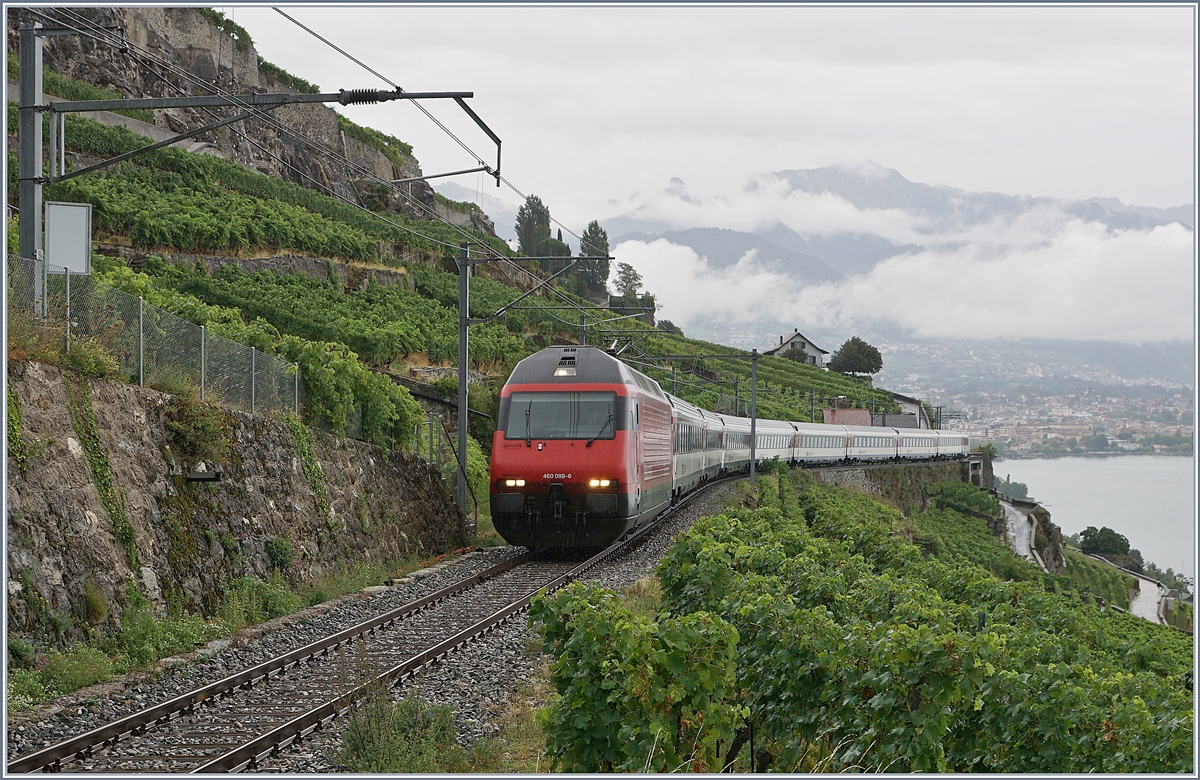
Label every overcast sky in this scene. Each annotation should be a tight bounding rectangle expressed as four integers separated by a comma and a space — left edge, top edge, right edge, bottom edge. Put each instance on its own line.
230, 4, 1195, 343
235, 5, 1193, 212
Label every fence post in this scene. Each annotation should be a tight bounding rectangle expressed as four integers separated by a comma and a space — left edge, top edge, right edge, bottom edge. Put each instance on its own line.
138, 296, 144, 386
200, 325, 205, 401
293, 363, 299, 415
250, 349, 256, 414
64, 268, 70, 352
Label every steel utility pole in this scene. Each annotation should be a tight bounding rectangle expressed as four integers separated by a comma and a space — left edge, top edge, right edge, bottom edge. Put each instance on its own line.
457, 243, 475, 515
18, 23, 44, 312
750, 349, 758, 482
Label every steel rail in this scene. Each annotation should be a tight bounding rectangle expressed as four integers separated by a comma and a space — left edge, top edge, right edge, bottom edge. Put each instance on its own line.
192, 484, 715, 773
5, 551, 534, 774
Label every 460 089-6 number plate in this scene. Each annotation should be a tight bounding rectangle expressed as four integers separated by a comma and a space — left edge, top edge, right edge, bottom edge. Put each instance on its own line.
542, 473, 572, 480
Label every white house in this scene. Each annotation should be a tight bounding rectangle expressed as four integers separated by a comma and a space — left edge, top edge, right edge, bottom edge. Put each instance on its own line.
763, 329, 828, 367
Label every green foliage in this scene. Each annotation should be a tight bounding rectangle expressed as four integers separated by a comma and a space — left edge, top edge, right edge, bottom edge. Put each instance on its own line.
7, 636, 36, 668
7, 214, 18, 257
6, 646, 113, 710
613, 261, 643, 298
301, 560, 395, 607
286, 414, 330, 518
219, 575, 303, 632
1080, 525, 1131, 557
7, 53, 152, 121
265, 536, 296, 570
650, 471, 1192, 773
1141, 560, 1192, 594
7, 375, 32, 471
336, 113, 413, 167
828, 335, 883, 375
95, 259, 424, 449
1056, 548, 1136, 609
530, 581, 741, 772
927, 480, 1003, 519
993, 474, 1028, 498
657, 319, 683, 336
973, 441, 999, 460
49, 112, 507, 261
257, 56, 320, 93
64, 374, 137, 566
515, 195, 552, 258
60, 336, 121, 379
339, 691, 469, 772
83, 579, 109, 625
780, 346, 809, 363
112, 587, 225, 668
50, 169, 377, 259
163, 396, 230, 463
911, 506, 1041, 583
6, 588, 227, 709
194, 8, 253, 45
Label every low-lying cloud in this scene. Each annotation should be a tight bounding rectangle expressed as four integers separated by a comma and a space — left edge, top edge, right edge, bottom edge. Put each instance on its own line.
613, 174, 931, 244
616, 219, 1194, 343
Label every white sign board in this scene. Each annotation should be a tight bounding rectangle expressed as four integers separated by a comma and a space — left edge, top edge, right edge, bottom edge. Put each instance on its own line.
44, 201, 92, 274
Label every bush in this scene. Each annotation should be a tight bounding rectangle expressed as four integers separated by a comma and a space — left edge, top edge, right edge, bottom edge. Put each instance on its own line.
339, 690, 469, 772
61, 336, 121, 379
113, 597, 225, 668
7, 644, 116, 709
164, 396, 229, 462
265, 536, 296, 570
220, 575, 303, 631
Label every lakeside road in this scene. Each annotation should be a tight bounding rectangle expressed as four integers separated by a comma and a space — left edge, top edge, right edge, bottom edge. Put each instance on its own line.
994, 455, 1195, 583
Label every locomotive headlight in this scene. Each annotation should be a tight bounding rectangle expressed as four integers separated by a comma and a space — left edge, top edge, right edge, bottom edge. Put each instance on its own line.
588, 479, 612, 488
504, 479, 526, 487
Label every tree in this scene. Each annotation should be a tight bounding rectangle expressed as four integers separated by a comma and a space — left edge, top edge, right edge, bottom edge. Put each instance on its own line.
578, 221, 611, 295
1079, 526, 1131, 557
658, 319, 683, 336
972, 442, 998, 461
515, 195, 551, 257
780, 346, 809, 363
827, 336, 883, 376
614, 262, 643, 298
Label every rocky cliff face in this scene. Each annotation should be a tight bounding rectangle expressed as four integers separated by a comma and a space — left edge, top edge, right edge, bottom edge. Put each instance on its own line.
6, 360, 464, 646
6, 7, 495, 233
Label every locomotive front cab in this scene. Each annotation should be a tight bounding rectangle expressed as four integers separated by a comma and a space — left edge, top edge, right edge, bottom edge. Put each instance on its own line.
490, 347, 655, 548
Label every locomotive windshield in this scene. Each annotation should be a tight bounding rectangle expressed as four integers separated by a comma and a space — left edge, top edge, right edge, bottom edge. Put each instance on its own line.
503, 392, 617, 441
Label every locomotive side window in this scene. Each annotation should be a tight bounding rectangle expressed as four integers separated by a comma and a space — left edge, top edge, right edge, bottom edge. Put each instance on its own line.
503, 392, 617, 440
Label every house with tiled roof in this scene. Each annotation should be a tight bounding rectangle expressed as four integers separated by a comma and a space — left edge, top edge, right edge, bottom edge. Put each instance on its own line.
763, 329, 828, 367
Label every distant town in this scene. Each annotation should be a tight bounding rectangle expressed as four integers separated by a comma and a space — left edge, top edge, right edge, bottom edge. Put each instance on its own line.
875, 341, 1194, 458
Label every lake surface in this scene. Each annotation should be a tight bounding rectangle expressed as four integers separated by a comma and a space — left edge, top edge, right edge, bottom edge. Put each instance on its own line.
997, 456, 1195, 578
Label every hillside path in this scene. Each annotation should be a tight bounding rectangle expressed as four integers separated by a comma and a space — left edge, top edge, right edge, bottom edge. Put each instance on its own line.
1103, 559, 1165, 624
1001, 500, 1036, 564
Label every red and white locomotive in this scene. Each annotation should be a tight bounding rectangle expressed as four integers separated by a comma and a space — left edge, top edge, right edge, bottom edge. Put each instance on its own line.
490, 346, 968, 548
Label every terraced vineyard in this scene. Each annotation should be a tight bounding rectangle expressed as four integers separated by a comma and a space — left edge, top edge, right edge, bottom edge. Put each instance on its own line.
533, 471, 1193, 773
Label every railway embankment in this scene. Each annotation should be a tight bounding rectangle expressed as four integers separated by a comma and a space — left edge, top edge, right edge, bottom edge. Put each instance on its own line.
6, 359, 465, 648
807, 460, 1068, 573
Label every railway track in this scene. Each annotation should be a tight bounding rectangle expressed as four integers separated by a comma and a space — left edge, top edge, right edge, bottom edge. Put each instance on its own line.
7, 482, 723, 774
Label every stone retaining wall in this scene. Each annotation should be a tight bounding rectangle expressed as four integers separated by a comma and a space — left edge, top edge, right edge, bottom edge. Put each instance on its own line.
6, 360, 464, 646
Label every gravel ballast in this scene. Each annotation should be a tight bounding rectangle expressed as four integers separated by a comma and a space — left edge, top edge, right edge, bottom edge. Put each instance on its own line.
262, 480, 740, 772
9, 481, 739, 771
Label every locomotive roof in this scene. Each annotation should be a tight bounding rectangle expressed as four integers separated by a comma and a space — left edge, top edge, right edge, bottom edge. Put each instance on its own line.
506, 346, 666, 398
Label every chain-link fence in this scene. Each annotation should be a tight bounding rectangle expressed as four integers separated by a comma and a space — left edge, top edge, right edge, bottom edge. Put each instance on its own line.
407, 410, 480, 532
8, 256, 298, 417
8, 256, 481, 528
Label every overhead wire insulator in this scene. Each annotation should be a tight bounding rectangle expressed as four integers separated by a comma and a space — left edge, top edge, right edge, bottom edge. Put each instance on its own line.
339, 89, 382, 105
